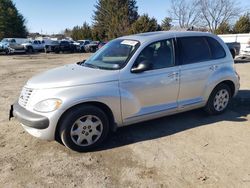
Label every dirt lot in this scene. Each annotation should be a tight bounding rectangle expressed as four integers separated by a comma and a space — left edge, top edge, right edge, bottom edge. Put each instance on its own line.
0, 53, 250, 188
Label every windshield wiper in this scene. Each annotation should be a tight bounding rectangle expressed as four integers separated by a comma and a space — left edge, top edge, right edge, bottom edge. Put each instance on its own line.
76, 60, 86, 65
84, 63, 100, 69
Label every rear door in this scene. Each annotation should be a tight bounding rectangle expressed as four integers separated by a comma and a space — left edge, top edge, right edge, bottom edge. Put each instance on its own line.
177, 36, 226, 108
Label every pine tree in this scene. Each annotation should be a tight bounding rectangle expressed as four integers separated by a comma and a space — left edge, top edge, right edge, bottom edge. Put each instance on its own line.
215, 22, 231, 34
81, 22, 92, 39
92, 0, 138, 40
161, 17, 172, 31
64, 28, 72, 37
0, 0, 28, 39
71, 22, 92, 40
130, 14, 160, 34
233, 13, 250, 34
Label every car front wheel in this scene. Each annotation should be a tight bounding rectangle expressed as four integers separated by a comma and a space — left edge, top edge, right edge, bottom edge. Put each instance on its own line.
5, 48, 10, 55
59, 105, 109, 152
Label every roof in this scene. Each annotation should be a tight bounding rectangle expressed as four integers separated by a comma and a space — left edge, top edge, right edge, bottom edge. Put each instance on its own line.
119, 31, 214, 44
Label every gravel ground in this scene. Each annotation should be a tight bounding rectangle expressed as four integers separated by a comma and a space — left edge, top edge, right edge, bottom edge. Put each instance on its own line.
0, 53, 249, 188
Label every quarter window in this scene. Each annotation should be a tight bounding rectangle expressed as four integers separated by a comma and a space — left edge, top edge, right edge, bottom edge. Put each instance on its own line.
135, 39, 175, 70
178, 37, 211, 65
206, 37, 226, 59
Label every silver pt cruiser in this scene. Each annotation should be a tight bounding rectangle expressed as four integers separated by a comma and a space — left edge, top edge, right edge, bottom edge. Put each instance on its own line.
10, 31, 240, 151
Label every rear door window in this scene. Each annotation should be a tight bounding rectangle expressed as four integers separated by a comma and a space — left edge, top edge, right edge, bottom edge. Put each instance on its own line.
178, 37, 211, 65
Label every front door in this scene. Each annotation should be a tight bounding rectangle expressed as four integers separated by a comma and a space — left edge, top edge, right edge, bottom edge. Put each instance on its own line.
120, 38, 180, 125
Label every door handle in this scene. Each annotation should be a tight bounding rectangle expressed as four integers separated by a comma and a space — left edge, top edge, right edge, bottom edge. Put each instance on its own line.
168, 72, 179, 81
168, 72, 179, 77
209, 65, 218, 71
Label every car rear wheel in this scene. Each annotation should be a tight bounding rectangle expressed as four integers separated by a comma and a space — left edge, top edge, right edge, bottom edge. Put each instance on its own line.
59, 105, 109, 152
205, 83, 232, 115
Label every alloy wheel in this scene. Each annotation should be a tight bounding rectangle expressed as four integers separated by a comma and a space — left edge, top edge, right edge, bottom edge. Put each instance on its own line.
70, 115, 103, 146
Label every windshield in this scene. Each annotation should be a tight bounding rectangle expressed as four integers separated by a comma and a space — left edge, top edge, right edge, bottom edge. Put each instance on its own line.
77, 41, 84, 44
82, 39, 140, 70
51, 41, 59, 45
1, 38, 9, 43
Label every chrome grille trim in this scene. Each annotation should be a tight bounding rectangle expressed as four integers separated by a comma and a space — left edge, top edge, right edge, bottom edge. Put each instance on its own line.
18, 87, 33, 107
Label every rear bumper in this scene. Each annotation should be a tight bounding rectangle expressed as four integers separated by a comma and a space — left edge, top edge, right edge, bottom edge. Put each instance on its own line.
10, 102, 49, 129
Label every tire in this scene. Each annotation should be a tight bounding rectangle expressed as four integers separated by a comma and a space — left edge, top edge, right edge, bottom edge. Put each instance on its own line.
59, 105, 109, 152
71, 48, 75, 53
5, 48, 10, 55
204, 83, 232, 115
81, 47, 86, 53
26, 47, 33, 54
230, 49, 235, 59
55, 49, 59, 54
44, 48, 50, 53
85, 47, 89, 53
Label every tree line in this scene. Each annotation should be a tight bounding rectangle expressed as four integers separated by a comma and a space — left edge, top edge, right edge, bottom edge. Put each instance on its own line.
65, 0, 164, 41
0, 0, 250, 41
66, 0, 250, 41
169, 0, 250, 35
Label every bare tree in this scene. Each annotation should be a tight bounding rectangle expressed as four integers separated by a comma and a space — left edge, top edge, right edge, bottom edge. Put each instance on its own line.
197, 0, 240, 32
169, 0, 200, 29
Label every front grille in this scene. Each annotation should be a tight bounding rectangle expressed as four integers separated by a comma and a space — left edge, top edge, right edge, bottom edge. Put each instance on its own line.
18, 87, 33, 107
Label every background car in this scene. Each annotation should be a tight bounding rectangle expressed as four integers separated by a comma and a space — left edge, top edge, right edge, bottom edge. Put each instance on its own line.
22, 40, 45, 52
84, 41, 100, 52
70, 41, 81, 52
44, 40, 60, 53
0, 38, 29, 54
98, 42, 107, 50
226, 42, 241, 59
77, 40, 91, 52
54, 41, 77, 53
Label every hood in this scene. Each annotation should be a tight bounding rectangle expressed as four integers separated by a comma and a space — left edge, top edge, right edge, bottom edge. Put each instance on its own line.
22, 42, 31, 46
26, 63, 119, 89
0, 42, 8, 47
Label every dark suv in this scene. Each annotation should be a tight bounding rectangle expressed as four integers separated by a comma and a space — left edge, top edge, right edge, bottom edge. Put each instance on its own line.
54, 41, 76, 53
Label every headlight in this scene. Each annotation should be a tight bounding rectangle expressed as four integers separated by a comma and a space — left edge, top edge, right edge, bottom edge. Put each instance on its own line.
34, 99, 62, 112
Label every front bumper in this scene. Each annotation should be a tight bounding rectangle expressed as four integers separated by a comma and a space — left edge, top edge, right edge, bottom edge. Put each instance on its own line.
10, 102, 49, 129
0, 47, 6, 52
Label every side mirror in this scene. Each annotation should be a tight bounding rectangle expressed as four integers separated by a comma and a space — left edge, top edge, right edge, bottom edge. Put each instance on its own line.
131, 60, 151, 73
